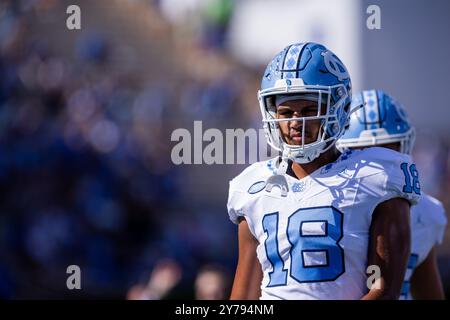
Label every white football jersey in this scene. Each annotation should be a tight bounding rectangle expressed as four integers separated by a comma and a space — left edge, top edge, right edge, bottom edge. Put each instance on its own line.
400, 193, 448, 300
227, 147, 421, 300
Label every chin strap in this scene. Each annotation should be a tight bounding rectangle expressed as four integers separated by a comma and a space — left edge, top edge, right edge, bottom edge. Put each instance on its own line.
277, 153, 289, 175
265, 155, 289, 197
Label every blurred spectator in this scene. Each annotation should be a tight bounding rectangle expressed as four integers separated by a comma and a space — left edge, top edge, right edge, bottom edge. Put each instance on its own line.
195, 264, 229, 300
127, 258, 182, 300
126, 284, 152, 300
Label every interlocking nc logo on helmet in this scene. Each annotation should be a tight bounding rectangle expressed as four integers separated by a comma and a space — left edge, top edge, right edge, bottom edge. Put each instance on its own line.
321, 51, 349, 81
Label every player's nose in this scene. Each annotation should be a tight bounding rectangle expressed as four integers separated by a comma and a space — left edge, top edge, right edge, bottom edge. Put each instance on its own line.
293, 110, 305, 118
289, 111, 303, 125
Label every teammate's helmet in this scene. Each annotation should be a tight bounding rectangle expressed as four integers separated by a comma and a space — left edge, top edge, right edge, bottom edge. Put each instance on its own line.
258, 42, 352, 164
336, 90, 416, 154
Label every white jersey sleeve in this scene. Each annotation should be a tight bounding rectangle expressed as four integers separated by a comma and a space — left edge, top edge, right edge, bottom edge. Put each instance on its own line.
353, 147, 422, 208
227, 160, 274, 234
420, 194, 448, 245
385, 152, 421, 206
400, 193, 448, 300
227, 181, 244, 225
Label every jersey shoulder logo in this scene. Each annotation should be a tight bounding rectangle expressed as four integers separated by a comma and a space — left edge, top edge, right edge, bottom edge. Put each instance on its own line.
248, 181, 266, 194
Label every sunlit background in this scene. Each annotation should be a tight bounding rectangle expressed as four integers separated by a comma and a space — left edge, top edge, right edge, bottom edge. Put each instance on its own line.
0, 0, 449, 299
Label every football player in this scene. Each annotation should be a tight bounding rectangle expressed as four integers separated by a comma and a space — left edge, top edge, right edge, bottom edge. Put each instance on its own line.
227, 42, 421, 300
336, 90, 448, 299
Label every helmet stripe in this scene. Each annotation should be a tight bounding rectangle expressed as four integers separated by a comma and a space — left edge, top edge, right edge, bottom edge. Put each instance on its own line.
363, 90, 380, 129
282, 43, 305, 79
280, 44, 293, 79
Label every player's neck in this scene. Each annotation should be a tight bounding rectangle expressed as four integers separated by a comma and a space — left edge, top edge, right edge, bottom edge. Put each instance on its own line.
291, 147, 341, 179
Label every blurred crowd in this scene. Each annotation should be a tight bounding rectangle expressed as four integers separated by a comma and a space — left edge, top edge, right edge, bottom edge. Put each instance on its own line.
0, 0, 243, 299
0, 0, 449, 299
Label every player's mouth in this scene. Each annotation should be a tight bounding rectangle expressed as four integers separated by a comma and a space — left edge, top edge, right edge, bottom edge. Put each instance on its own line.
289, 128, 306, 143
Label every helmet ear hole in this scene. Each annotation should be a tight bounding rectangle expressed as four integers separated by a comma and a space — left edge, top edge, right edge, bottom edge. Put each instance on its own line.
265, 96, 277, 115
343, 102, 351, 130
343, 102, 350, 113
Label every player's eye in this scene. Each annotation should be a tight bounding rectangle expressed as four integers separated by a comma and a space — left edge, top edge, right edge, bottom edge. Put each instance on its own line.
277, 109, 293, 117
303, 109, 318, 117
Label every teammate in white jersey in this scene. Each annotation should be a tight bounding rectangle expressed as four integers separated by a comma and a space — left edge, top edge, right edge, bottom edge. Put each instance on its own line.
337, 89, 447, 299
227, 42, 421, 300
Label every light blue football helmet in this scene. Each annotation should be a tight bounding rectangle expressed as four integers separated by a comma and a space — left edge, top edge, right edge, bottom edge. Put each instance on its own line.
336, 90, 416, 154
258, 42, 352, 164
